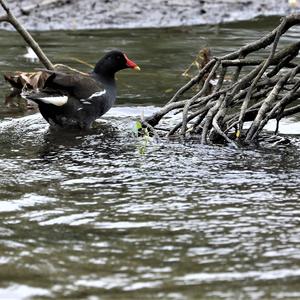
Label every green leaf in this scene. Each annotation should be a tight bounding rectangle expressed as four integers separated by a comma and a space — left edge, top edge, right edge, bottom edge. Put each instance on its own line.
135, 121, 143, 130
132, 120, 143, 135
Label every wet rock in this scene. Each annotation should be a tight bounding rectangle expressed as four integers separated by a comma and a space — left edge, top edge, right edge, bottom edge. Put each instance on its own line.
0, 0, 296, 30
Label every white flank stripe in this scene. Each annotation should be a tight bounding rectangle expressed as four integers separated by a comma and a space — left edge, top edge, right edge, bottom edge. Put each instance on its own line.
88, 90, 106, 99
39, 96, 68, 106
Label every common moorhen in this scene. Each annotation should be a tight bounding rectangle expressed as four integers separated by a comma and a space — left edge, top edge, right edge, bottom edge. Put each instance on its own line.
21, 50, 140, 129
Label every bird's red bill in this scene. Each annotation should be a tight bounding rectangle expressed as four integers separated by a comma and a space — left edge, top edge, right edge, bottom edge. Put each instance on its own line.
124, 54, 140, 70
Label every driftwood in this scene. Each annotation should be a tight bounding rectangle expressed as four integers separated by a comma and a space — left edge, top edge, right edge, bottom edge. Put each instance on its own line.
144, 14, 300, 146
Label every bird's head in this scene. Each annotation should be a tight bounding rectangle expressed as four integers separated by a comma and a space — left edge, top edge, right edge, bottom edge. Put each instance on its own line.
94, 50, 140, 77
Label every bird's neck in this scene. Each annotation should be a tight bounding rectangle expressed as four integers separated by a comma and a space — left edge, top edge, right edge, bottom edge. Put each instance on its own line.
93, 60, 117, 81
91, 71, 115, 87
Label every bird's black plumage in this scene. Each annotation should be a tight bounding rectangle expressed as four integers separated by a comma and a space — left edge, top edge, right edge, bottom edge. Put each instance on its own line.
22, 50, 140, 129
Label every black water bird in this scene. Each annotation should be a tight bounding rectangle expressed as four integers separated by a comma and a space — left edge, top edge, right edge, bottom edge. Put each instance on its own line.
21, 50, 140, 129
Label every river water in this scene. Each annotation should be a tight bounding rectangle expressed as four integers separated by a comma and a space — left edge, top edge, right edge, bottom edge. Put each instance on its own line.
0, 17, 300, 300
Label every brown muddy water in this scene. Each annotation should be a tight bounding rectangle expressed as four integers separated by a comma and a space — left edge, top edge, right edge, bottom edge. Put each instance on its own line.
0, 17, 300, 300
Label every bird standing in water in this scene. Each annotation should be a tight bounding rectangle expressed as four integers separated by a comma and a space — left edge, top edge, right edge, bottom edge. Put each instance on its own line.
21, 50, 140, 129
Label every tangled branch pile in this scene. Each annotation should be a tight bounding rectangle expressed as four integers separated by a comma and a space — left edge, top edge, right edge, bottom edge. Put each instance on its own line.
144, 15, 300, 146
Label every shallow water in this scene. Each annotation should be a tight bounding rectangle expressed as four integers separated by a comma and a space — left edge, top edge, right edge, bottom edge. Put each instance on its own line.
0, 17, 300, 300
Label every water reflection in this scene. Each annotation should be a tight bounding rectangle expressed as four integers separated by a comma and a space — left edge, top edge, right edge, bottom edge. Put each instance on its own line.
39, 121, 121, 159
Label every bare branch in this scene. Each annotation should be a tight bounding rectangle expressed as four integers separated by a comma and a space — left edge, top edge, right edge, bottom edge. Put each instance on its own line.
0, 0, 54, 70
142, 14, 300, 146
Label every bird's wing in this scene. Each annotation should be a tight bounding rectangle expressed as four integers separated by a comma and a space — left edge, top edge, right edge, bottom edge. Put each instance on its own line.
44, 70, 105, 99
21, 71, 107, 109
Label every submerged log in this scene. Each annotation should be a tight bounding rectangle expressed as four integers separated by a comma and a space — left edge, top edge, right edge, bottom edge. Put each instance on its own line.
144, 14, 300, 146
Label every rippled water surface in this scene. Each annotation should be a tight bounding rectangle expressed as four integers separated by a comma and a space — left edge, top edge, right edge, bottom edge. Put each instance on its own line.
0, 17, 300, 299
